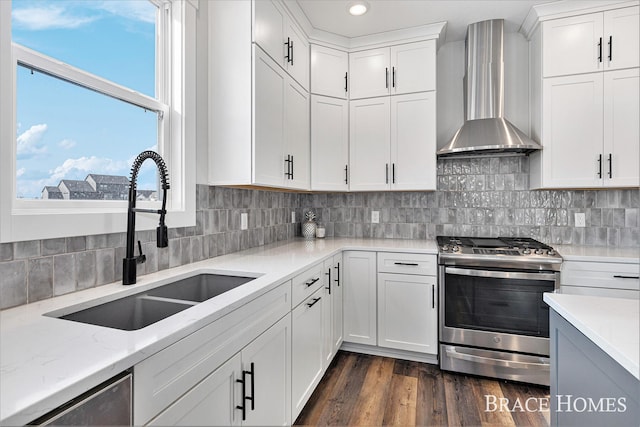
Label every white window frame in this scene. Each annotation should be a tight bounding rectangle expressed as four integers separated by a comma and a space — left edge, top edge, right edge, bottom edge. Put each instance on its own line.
0, 0, 196, 243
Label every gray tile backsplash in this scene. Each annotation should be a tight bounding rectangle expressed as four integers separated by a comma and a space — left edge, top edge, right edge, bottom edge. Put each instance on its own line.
0, 186, 299, 309
1, 157, 638, 310
302, 157, 639, 248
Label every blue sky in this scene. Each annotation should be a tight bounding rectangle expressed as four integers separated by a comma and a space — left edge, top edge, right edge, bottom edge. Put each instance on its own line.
12, 0, 159, 199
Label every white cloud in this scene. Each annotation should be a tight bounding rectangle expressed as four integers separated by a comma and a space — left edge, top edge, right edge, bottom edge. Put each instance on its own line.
17, 123, 48, 158
97, 1, 156, 24
12, 6, 97, 30
49, 156, 129, 182
16, 168, 26, 178
58, 139, 77, 150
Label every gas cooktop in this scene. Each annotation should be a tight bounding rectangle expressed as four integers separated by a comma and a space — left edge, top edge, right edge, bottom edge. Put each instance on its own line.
437, 236, 563, 270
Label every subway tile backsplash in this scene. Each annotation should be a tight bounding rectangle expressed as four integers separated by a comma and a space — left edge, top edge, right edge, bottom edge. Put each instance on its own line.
1, 157, 638, 309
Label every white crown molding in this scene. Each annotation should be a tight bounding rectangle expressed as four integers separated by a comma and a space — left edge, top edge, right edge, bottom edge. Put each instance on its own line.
520, 0, 639, 39
282, 0, 446, 51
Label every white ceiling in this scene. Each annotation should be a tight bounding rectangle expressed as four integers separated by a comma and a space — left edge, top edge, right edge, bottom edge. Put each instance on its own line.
293, 0, 557, 42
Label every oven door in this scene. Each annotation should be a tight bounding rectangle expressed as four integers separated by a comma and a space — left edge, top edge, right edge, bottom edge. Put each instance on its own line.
439, 266, 558, 356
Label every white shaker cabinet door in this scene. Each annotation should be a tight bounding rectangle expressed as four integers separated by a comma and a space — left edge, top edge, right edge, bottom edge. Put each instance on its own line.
253, 0, 285, 67
284, 78, 310, 190
147, 354, 241, 426
311, 95, 349, 191
390, 40, 436, 94
285, 20, 309, 91
377, 273, 438, 355
349, 97, 391, 191
242, 314, 291, 427
603, 68, 640, 187
331, 253, 344, 357
310, 45, 348, 99
543, 13, 604, 77
542, 73, 604, 188
604, 6, 640, 71
343, 251, 377, 346
349, 48, 391, 99
390, 91, 437, 191
253, 48, 286, 187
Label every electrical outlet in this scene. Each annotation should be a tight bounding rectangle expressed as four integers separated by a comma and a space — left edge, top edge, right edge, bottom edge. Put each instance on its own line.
240, 213, 248, 230
371, 210, 380, 224
291, 211, 296, 223
575, 212, 586, 227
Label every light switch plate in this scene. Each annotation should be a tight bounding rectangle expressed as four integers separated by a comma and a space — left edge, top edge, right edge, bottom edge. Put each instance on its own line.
240, 213, 248, 230
575, 212, 586, 227
371, 211, 380, 224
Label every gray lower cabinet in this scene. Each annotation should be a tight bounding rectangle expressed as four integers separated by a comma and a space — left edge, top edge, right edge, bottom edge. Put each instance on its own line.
550, 310, 639, 426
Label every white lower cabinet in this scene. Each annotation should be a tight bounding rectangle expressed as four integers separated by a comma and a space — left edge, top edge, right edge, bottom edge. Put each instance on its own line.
343, 251, 377, 345
377, 273, 437, 354
148, 314, 291, 426
322, 253, 344, 368
291, 287, 325, 420
560, 259, 639, 299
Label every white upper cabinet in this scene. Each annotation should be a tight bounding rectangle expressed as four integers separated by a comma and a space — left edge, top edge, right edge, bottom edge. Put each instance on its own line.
349, 97, 392, 191
349, 93, 437, 191
543, 6, 639, 77
310, 45, 348, 99
390, 41, 437, 94
390, 92, 437, 191
349, 40, 436, 99
349, 48, 391, 99
254, 0, 309, 90
311, 95, 349, 191
208, 2, 309, 190
603, 68, 639, 187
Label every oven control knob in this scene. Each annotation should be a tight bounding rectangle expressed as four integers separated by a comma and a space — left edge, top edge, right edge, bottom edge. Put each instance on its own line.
535, 248, 544, 255
442, 244, 450, 252
547, 249, 556, 256
522, 248, 531, 255
452, 245, 460, 252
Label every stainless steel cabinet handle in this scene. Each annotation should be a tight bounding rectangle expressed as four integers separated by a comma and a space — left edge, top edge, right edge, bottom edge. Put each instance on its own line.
432, 284, 435, 309
598, 37, 603, 62
344, 72, 348, 92
344, 165, 348, 185
608, 153, 612, 178
334, 262, 340, 286
385, 67, 389, 89
394, 262, 419, 266
608, 36, 613, 61
392, 163, 396, 184
284, 37, 291, 64
392, 66, 396, 88
597, 154, 603, 178
325, 268, 331, 294
385, 163, 389, 184
613, 275, 639, 279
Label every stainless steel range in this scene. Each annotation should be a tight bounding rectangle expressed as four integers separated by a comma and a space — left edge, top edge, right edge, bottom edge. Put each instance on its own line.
437, 236, 562, 386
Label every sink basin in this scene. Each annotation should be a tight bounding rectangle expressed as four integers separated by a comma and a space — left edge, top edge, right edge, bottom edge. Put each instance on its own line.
147, 274, 255, 302
60, 295, 194, 331
52, 273, 257, 330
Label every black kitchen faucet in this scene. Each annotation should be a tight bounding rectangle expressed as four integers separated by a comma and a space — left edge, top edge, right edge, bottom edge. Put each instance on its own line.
123, 151, 170, 285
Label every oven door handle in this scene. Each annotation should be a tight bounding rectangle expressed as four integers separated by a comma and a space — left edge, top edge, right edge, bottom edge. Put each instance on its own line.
444, 267, 557, 282
445, 347, 550, 368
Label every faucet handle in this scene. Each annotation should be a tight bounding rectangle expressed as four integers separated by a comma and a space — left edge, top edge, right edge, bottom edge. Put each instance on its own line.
137, 240, 146, 264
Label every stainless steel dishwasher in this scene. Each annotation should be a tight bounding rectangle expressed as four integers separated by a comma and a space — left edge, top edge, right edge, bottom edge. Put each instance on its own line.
30, 371, 132, 426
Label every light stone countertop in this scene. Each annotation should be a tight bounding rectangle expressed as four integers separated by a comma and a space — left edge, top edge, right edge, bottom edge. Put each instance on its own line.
0, 237, 437, 426
555, 245, 640, 263
544, 293, 640, 380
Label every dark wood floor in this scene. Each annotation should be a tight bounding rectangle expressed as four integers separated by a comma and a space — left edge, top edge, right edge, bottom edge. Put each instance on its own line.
295, 351, 550, 427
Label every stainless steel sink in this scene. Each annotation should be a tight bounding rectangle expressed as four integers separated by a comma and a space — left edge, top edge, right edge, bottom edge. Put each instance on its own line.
59, 295, 195, 331
147, 274, 255, 302
52, 273, 257, 330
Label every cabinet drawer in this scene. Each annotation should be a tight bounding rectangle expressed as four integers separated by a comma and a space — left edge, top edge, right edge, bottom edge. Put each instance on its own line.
377, 252, 436, 276
561, 261, 639, 291
292, 262, 325, 307
134, 281, 291, 425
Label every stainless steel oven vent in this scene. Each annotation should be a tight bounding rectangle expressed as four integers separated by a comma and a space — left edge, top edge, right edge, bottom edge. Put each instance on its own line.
437, 19, 542, 157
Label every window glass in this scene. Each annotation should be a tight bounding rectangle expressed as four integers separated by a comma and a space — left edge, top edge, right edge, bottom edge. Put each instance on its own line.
11, 0, 156, 96
12, 0, 159, 200
16, 65, 159, 200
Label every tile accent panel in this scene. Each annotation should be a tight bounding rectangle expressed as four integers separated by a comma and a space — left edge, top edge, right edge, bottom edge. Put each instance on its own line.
302, 157, 639, 248
0, 186, 300, 309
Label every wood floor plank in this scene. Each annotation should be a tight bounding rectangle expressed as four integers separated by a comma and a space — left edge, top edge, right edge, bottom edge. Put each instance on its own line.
499, 381, 550, 427
313, 352, 372, 426
348, 356, 395, 426
382, 374, 418, 426
295, 351, 551, 427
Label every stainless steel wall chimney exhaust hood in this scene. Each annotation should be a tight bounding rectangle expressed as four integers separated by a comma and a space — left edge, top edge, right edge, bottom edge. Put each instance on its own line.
437, 19, 542, 157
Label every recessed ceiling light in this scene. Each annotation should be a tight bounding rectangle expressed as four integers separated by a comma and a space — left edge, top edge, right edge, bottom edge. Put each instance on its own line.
348, 1, 369, 16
